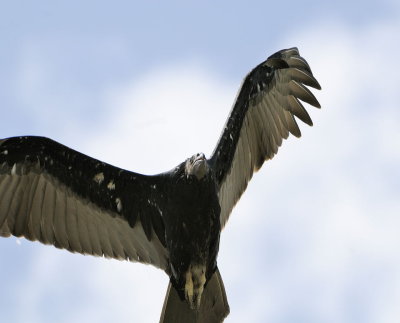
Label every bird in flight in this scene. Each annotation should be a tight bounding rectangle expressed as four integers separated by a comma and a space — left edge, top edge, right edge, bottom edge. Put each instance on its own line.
0, 47, 320, 322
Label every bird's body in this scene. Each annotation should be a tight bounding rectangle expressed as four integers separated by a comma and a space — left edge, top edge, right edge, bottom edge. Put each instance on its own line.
163, 155, 221, 308
0, 48, 321, 322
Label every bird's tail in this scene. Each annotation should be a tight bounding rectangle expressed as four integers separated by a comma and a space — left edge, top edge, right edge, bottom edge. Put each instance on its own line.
159, 267, 230, 323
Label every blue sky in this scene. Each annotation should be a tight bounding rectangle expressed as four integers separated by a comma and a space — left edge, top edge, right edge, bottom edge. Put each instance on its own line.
1, 1, 400, 322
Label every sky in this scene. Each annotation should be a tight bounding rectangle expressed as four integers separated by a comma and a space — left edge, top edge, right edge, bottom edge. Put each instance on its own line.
0, 1, 400, 322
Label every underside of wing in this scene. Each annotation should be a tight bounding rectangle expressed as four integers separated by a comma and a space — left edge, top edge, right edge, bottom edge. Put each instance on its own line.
210, 48, 321, 227
0, 136, 169, 270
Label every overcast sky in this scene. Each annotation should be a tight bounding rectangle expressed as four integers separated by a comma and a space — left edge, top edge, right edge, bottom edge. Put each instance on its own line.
1, 1, 400, 322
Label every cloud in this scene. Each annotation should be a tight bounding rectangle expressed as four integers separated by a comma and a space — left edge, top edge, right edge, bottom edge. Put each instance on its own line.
80, 62, 235, 174
1, 61, 236, 323
218, 17, 400, 323
2, 16, 400, 323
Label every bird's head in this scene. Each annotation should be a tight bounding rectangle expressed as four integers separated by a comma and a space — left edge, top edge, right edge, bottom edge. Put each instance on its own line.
184, 153, 209, 180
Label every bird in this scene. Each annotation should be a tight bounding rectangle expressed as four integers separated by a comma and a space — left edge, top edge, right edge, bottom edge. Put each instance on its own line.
0, 47, 321, 322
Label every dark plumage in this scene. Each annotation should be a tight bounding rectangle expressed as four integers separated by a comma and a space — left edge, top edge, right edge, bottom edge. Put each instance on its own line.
0, 47, 321, 322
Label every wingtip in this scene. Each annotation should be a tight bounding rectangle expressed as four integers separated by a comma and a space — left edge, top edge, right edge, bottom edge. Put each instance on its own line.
284, 47, 299, 56
308, 76, 322, 91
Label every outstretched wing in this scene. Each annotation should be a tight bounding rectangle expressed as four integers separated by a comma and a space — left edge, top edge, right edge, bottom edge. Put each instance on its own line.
210, 48, 321, 228
0, 136, 169, 270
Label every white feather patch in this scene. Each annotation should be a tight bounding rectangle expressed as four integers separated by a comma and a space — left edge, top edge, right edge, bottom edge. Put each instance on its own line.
93, 172, 105, 184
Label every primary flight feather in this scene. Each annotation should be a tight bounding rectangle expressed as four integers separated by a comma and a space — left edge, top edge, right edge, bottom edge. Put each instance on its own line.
0, 47, 321, 323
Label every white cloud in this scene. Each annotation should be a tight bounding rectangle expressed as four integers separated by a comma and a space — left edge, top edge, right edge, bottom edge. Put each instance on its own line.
81, 63, 235, 174
219, 17, 400, 323
1, 62, 236, 323
2, 17, 400, 323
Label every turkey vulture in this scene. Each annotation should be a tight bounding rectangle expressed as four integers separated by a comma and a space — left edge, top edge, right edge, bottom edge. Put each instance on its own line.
0, 47, 320, 322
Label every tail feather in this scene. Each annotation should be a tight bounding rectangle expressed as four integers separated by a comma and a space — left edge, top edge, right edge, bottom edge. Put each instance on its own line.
159, 267, 230, 323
